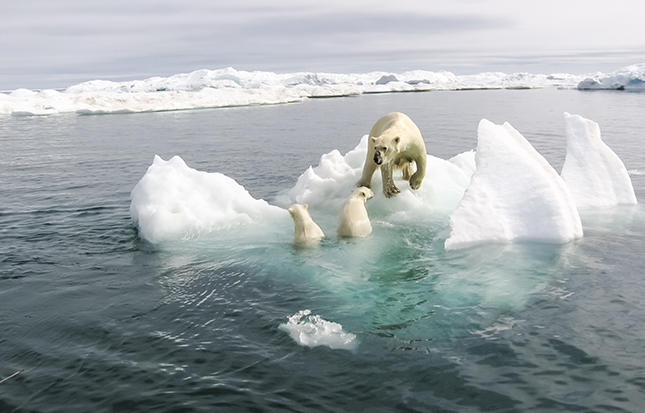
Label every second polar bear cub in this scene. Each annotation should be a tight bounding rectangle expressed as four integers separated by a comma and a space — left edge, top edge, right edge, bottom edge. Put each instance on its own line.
289, 203, 325, 244
356, 112, 427, 198
337, 187, 374, 237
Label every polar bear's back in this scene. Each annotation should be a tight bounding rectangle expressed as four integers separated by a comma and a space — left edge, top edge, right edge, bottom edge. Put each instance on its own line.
369, 112, 422, 139
289, 204, 325, 243
337, 194, 372, 238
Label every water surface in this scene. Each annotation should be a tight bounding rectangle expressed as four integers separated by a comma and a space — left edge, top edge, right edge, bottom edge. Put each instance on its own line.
1, 88, 645, 412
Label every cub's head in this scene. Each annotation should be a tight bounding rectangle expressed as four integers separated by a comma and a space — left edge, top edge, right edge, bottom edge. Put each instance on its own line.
352, 187, 374, 202
288, 203, 310, 221
371, 133, 401, 165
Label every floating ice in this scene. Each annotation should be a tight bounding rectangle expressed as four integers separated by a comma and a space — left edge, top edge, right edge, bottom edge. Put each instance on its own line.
130, 155, 287, 243
279, 310, 358, 351
287, 135, 474, 219
130, 138, 474, 244
129, 113, 636, 249
445, 119, 583, 249
577, 63, 645, 90
561, 113, 637, 208
1, 66, 592, 116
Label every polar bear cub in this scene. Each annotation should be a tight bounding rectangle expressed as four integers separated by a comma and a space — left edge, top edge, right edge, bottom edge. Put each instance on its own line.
288, 203, 325, 244
337, 187, 374, 237
356, 112, 427, 198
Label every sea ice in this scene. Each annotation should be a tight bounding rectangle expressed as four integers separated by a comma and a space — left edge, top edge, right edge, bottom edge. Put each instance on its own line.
129, 136, 476, 244
561, 113, 637, 208
577, 63, 645, 90
129, 114, 635, 249
445, 119, 583, 249
287, 135, 474, 219
279, 310, 358, 351
130, 155, 287, 243
1, 66, 592, 116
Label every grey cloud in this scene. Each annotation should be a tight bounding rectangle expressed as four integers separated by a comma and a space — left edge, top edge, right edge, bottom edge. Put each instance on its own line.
1, 1, 643, 90
244, 12, 510, 37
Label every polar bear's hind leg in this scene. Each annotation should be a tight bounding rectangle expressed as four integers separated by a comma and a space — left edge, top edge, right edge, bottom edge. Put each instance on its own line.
408, 155, 426, 190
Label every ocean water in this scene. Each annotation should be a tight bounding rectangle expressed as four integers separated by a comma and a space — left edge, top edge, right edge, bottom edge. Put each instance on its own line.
1, 87, 645, 412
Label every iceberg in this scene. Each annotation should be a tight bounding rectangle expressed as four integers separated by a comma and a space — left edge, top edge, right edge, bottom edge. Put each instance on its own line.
577, 63, 645, 90
445, 120, 583, 249
129, 155, 287, 243
561, 113, 637, 208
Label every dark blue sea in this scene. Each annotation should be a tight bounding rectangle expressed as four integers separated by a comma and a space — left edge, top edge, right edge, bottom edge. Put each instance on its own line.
2, 88, 645, 412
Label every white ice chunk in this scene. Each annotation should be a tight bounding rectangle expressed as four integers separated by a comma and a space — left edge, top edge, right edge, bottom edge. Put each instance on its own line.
445, 119, 583, 249
561, 113, 637, 208
279, 310, 358, 351
130, 155, 287, 243
577, 63, 645, 90
448, 149, 476, 177
287, 136, 473, 219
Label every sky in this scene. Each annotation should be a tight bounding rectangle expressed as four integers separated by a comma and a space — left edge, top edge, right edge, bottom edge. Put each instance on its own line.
1, 0, 644, 90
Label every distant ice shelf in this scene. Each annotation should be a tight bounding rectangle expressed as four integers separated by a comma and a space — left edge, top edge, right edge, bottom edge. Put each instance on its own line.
5, 64, 644, 116
576, 63, 645, 90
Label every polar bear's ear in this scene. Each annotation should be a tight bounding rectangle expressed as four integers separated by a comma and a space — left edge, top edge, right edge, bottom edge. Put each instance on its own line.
303, 203, 309, 209
370, 136, 377, 144
361, 187, 374, 199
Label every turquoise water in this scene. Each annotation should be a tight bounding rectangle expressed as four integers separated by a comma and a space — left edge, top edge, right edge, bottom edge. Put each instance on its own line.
1, 88, 645, 412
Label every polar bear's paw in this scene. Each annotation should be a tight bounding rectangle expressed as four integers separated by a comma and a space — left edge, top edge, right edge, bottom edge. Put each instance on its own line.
409, 175, 423, 190
384, 184, 401, 198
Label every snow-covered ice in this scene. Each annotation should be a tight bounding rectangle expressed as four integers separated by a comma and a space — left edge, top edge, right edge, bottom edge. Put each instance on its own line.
129, 155, 287, 244
577, 63, 645, 90
0, 66, 609, 116
3, 64, 644, 116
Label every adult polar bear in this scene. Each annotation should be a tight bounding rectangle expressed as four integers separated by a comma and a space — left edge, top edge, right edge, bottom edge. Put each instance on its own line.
356, 112, 427, 198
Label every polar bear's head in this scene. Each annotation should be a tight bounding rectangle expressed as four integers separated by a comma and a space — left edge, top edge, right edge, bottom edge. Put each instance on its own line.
371, 133, 401, 165
288, 203, 310, 221
351, 187, 374, 202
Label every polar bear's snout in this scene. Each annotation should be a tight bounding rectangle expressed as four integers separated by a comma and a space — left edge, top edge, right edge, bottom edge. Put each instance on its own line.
373, 147, 386, 165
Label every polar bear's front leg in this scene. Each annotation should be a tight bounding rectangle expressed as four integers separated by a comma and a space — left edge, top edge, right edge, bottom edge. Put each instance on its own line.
380, 162, 400, 198
357, 159, 377, 189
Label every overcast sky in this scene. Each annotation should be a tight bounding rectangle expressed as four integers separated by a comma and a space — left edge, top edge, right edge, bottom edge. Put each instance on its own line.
1, 0, 644, 90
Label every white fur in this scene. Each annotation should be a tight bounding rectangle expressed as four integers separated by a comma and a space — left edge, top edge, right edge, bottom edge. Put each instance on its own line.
356, 112, 427, 198
337, 187, 374, 237
288, 203, 325, 243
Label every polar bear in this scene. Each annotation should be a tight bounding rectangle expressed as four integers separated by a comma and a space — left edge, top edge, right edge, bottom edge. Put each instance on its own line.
337, 187, 374, 237
356, 112, 427, 198
288, 203, 325, 244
